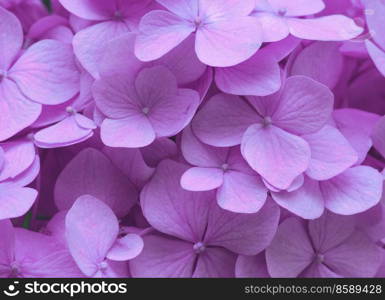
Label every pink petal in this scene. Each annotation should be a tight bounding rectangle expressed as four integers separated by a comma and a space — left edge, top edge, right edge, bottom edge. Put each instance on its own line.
268, 0, 325, 16
101, 116, 155, 148
0, 138, 35, 181
157, 0, 198, 24
135, 10, 194, 61
195, 17, 262, 67
204, 200, 280, 255
199, 0, 255, 19
366, 40, 385, 77
324, 232, 383, 277
0, 7, 23, 69
321, 166, 383, 215
0, 79, 41, 142
192, 93, 259, 147
272, 76, 334, 135
253, 13, 289, 42
141, 160, 210, 242
372, 116, 385, 158
193, 248, 236, 278
266, 217, 314, 277
181, 167, 224, 191
308, 212, 355, 253
129, 235, 195, 278
241, 124, 310, 190
181, 125, 229, 167
215, 49, 281, 96
149, 89, 199, 137
65, 195, 119, 277
235, 253, 270, 278
362, 0, 385, 49
303, 125, 358, 180
0, 219, 15, 275
59, 0, 117, 20
287, 15, 363, 41
155, 35, 207, 85
55, 148, 138, 218
34, 114, 94, 149
271, 177, 325, 219
0, 185, 37, 220
217, 171, 268, 213
73, 21, 129, 78
289, 42, 344, 89
9, 40, 80, 105
106, 234, 144, 261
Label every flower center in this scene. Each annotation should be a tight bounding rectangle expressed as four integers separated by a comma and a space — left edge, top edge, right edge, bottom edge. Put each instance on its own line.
277, 9, 287, 16
194, 16, 203, 30
263, 116, 272, 127
142, 107, 150, 115
315, 253, 325, 264
114, 10, 123, 20
0, 70, 7, 83
66, 106, 76, 114
98, 261, 108, 270
193, 242, 206, 254
221, 163, 229, 171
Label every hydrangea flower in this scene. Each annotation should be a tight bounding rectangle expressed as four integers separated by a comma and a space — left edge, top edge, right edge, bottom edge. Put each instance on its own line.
0, 0, 384, 280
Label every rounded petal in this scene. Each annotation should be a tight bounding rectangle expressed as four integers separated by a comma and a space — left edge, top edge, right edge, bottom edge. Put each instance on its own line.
192, 93, 259, 147
321, 166, 383, 215
196, 17, 262, 67
135, 10, 194, 61
217, 171, 268, 213
241, 124, 311, 190
181, 167, 224, 191
106, 234, 144, 261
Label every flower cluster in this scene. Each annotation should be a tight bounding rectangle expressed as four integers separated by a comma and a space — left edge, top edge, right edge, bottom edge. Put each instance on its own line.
0, 0, 385, 278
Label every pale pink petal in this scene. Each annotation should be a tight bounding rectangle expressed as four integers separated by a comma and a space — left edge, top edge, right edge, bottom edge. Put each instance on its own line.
366, 40, 385, 77
59, 0, 116, 20
10, 40, 79, 105
199, 0, 255, 19
217, 171, 268, 213
287, 16, 363, 41
65, 195, 119, 277
34, 115, 94, 149
0, 7, 23, 69
156, 0, 198, 21
100, 116, 155, 148
73, 21, 130, 78
253, 13, 289, 42
321, 166, 383, 215
181, 167, 224, 191
196, 17, 262, 67
303, 125, 358, 181
106, 234, 144, 261
372, 116, 385, 158
0, 185, 37, 220
268, 0, 325, 16
0, 79, 41, 142
135, 10, 194, 61
0, 138, 35, 181
272, 76, 334, 135
271, 177, 324, 219
241, 124, 310, 190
